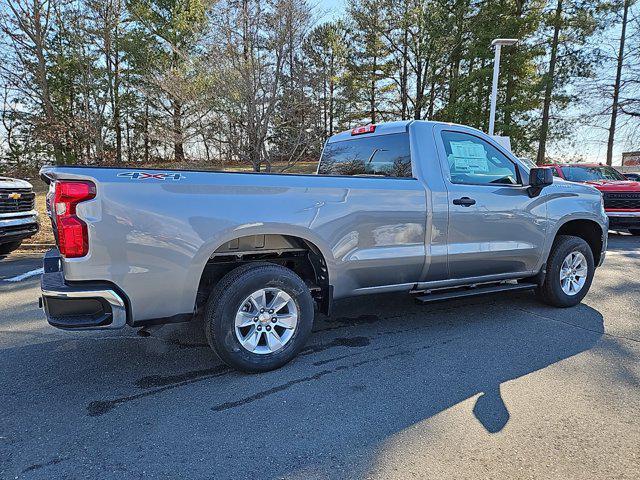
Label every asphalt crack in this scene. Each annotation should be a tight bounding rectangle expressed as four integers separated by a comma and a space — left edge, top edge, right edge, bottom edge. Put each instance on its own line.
21, 457, 67, 474
136, 364, 229, 389
86, 336, 371, 417
87, 367, 230, 416
211, 369, 340, 412
210, 337, 457, 412
299, 336, 370, 355
312, 314, 381, 333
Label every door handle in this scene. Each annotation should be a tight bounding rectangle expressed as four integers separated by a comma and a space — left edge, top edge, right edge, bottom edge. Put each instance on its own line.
452, 197, 476, 207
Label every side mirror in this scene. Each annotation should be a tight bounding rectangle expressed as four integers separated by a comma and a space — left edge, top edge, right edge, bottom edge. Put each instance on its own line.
527, 167, 553, 197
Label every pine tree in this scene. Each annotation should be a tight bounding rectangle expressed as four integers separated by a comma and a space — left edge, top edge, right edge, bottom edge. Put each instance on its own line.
346, 0, 394, 125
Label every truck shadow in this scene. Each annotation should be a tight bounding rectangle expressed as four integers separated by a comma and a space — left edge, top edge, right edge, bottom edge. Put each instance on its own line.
308, 294, 603, 436
3, 290, 606, 479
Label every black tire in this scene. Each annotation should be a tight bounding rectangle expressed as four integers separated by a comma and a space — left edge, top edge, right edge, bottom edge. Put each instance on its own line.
0, 241, 22, 256
629, 228, 640, 236
538, 235, 595, 308
204, 262, 314, 373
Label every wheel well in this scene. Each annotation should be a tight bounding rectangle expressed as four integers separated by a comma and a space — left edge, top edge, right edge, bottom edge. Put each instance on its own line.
196, 234, 331, 314
556, 220, 604, 265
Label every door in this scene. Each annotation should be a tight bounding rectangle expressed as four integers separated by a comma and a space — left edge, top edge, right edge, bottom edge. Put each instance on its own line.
434, 127, 547, 279
317, 128, 428, 292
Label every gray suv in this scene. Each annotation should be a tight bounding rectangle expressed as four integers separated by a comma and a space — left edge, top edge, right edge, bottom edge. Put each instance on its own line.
39, 121, 608, 372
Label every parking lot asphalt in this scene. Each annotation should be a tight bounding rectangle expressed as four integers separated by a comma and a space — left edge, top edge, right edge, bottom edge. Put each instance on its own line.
1, 235, 639, 480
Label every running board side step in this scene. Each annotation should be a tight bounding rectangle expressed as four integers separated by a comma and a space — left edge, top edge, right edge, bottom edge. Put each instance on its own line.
413, 282, 538, 304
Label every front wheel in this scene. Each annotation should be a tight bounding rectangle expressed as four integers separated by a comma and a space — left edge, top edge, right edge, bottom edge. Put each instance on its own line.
204, 263, 314, 373
538, 235, 595, 307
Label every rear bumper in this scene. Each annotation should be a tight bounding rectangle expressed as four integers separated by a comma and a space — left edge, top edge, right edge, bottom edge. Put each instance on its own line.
40, 249, 127, 330
0, 212, 39, 243
606, 211, 640, 229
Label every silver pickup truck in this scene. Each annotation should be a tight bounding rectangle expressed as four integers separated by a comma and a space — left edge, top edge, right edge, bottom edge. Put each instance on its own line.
40, 120, 608, 372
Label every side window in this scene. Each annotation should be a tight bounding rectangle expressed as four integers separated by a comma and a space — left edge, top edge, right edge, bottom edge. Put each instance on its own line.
318, 133, 413, 178
441, 131, 520, 186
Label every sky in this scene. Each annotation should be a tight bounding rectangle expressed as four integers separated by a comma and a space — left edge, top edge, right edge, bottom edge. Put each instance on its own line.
318, 0, 346, 17
0, 0, 635, 166
314, 0, 638, 166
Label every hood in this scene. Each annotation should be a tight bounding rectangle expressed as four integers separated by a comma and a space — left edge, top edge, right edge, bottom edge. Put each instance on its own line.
0, 176, 33, 190
583, 180, 640, 192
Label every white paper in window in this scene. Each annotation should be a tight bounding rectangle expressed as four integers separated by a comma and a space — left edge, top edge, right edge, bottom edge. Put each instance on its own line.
449, 141, 489, 173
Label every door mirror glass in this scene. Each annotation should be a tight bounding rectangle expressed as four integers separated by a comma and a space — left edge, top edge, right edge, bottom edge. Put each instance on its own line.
529, 167, 554, 188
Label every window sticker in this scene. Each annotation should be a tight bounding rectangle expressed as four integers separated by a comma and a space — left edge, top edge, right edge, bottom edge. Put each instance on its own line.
448, 140, 489, 173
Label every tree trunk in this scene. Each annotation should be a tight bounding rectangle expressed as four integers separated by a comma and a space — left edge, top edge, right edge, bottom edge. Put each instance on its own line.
427, 60, 436, 120
414, 57, 424, 120
537, 0, 563, 165
173, 100, 185, 162
329, 51, 335, 136
606, 0, 629, 166
32, 1, 64, 163
329, 76, 335, 136
400, 19, 409, 120
201, 130, 211, 163
504, 65, 515, 132
144, 102, 150, 163
113, 20, 122, 164
322, 70, 328, 136
370, 53, 377, 124
447, 7, 465, 119
503, 2, 524, 134
478, 59, 487, 129
481, 59, 492, 132
125, 116, 131, 162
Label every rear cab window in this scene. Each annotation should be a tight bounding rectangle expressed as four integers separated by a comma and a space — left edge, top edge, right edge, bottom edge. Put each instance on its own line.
318, 133, 413, 178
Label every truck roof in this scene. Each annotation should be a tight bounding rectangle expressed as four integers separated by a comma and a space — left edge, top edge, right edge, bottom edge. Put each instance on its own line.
326, 120, 472, 144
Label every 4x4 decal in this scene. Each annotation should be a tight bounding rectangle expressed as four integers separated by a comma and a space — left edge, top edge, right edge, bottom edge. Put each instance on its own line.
117, 172, 185, 181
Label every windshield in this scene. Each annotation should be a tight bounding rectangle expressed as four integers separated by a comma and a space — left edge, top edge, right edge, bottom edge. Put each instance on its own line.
561, 166, 627, 182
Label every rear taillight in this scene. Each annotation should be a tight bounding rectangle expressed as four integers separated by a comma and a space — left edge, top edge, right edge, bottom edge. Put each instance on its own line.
53, 180, 96, 258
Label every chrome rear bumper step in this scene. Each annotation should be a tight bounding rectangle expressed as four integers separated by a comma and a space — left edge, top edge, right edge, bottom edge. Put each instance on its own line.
40, 249, 128, 330
414, 282, 537, 304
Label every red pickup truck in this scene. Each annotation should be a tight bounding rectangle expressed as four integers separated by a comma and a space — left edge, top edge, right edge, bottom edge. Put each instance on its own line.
549, 163, 640, 235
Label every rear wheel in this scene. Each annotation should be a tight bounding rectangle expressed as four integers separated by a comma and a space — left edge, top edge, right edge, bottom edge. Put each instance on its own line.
629, 228, 640, 236
0, 241, 22, 256
538, 235, 595, 307
204, 263, 314, 373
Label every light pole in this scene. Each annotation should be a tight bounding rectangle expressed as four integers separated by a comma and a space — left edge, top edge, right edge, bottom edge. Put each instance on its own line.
488, 38, 518, 136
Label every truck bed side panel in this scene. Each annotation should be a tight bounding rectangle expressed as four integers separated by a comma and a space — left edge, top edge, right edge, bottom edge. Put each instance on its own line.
47, 168, 427, 322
